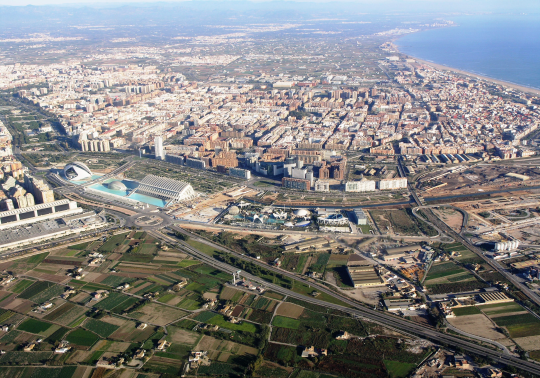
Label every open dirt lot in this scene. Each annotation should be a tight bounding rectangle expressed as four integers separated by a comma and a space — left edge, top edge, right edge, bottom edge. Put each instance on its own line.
448, 314, 508, 341
432, 208, 463, 232
513, 335, 540, 351
167, 327, 200, 345
130, 303, 187, 326
195, 335, 258, 358
275, 302, 304, 319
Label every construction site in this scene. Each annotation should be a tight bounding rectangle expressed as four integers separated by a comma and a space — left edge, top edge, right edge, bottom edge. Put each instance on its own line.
416, 163, 540, 197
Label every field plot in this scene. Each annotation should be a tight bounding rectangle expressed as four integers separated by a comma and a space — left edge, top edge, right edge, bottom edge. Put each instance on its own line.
424, 262, 466, 281
17, 281, 55, 300
478, 302, 524, 315
17, 318, 55, 335
252, 297, 277, 312
492, 313, 540, 338
93, 292, 133, 311
207, 314, 258, 333
447, 314, 507, 341
68, 241, 92, 250
165, 326, 200, 345
98, 232, 130, 253
10, 279, 35, 294
2, 298, 34, 314
424, 261, 486, 294
47, 303, 87, 326
195, 334, 258, 358
0, 310, 15, 325
513, 334, 540, 351
220, 286, 243, 301
83, 318, 120, 338
272, 316, 300, 329
451, 306, 481, 316
275, 302, 304, 319
130, 302, 187, 326
0, 351, 52, 365
99, 275, 135, 288
193, 311, 217, 322
65, 328, 100, 347
384, 360, 417, 378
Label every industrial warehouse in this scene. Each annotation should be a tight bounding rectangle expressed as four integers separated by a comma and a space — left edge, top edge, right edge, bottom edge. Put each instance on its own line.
346, 254, 383, 287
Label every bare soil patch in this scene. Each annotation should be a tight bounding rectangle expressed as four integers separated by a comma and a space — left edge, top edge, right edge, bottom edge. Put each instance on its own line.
167, 327, 199, 345
203, 292, 218, 301
513, 335, 540, 351
275, 302, 304, 319
448, 314, 507, 340
131, 303, 187, 326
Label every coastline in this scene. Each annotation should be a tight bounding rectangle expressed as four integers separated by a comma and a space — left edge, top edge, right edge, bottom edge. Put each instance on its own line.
390, 41, 540, 97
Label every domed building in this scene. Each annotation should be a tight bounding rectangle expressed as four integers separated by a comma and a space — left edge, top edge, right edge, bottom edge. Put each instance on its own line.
229, 206, 240, 215
108, 180, 127, 191
64, 162, 92, 180
293, 209, 310, 217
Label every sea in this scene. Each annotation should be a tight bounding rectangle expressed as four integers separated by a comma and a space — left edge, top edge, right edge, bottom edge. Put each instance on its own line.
395, 14, 540, 90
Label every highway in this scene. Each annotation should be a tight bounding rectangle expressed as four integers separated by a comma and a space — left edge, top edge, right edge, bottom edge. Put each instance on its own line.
150, 227, 540, 376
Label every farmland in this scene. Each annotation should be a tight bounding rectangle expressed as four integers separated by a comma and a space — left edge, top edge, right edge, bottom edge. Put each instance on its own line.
452, 306, 482, 316
83, 318, 120, 338
65, 328, 100, 347
0, 223, 440, 378
17, 318, 54, 334
207, 314, 258, 333
492, 313, 540, 338
272, 316, 300, 329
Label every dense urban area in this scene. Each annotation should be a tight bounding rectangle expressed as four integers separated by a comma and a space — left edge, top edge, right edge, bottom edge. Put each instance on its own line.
0, 3, 540, 378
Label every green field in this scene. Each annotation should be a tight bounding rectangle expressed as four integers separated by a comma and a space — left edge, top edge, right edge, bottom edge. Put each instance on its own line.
207, 314, 258, 333
68, 241, 91, 250
478, 302, 524, 315
193, 311, 217, 322
425, 262, 465, 281
29, 285, 65, 304
272, 316, 301, 329
17, 318, 54, 334
65, 328, 100, 347
98, 232, 129, 252
93, 292, 132, 311
84, 318, 120, 338
0, 310, 15, 324
452, 306, 481, 316
157, 293, 176, 303
384, 360, 417, 378
10, 279, 34, 294
18, 281, 54, 300
26, 252, 49, 264
492, 313, 540, 338
177, 260, 201, 267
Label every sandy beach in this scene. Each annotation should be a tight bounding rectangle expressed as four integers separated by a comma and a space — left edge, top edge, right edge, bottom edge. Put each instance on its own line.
390, 42, 540, 97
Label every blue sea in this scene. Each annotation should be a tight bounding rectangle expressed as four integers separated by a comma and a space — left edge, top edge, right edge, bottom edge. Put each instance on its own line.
395, 14, 540, 90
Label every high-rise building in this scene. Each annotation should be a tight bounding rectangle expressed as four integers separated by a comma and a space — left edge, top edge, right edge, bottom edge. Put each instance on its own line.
155, 136, 165, 160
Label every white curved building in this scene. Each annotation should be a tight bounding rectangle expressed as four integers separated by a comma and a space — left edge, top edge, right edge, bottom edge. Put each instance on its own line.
64, 162, 92, 180
134, 174, 195, 204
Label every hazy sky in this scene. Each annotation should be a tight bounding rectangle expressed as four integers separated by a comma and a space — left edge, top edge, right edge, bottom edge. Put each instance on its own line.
0, 0, 537, 9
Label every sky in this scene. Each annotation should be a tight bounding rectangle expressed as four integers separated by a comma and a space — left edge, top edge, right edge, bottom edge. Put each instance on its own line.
0, 0, 537, 11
